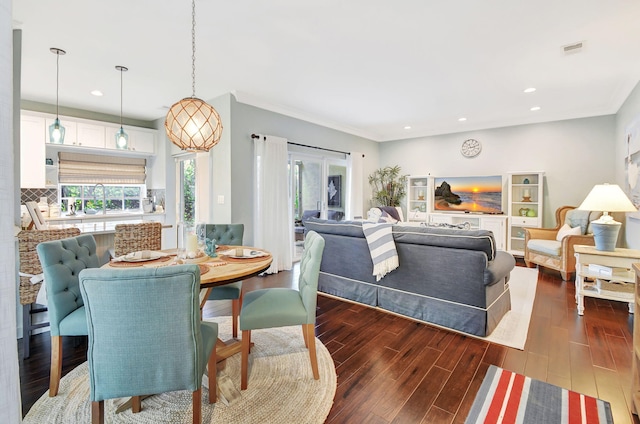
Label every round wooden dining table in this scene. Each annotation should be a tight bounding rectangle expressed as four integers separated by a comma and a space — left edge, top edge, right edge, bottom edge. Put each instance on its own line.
103, 245, 272, 410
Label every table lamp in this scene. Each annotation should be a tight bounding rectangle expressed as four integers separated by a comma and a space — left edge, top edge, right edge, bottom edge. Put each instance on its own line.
577, 183, 637, 251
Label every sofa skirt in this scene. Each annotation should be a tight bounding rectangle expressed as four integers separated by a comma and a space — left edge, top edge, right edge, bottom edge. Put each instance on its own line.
319, 271, 512, 337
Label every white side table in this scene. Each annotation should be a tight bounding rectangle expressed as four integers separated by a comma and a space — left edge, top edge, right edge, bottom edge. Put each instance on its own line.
574, 244, 640, 315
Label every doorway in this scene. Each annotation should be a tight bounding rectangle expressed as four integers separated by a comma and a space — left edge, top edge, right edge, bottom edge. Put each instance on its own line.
289, 153, 347, 261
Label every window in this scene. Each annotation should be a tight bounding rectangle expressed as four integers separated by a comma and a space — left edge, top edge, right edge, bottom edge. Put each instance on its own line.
59, 183, 145, 214
176, 156, 196, 223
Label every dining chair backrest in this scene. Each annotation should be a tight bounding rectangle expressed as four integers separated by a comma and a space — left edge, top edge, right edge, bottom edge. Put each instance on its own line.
78, 265, 209, 401
201, 223, 244, 246
36, 234, 99, 336
18, 228, 81, 306
298, 230, 325, 323
114, 222, 162, 257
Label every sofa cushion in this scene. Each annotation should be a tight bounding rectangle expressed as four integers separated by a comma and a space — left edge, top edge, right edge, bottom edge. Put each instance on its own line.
556, 223, 582, 241
527, 239, 561, 257
305, 219, 366, 238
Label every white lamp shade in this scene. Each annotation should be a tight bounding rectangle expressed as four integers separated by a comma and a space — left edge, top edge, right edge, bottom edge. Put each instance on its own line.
577, 184, 637, 213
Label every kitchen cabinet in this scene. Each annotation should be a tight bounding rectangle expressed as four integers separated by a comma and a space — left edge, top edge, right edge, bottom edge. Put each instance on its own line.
76, 122, 106, 149
20, 114, 46, 188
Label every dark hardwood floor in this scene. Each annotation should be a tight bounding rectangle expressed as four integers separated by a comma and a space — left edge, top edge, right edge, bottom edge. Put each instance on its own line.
19, 261, 640, 423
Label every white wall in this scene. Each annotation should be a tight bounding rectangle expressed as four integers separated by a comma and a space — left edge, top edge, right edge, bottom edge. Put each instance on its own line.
379, 116, 616, 228
616, 81, 640, 248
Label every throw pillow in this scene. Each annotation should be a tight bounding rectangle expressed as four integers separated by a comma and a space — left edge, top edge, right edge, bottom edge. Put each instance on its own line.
556, 223, 582, 241
379, 206, 401, 222
378, 210, 398, 224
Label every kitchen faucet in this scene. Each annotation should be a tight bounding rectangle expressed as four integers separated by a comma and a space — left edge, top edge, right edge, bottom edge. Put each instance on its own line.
93, 183, 106, 215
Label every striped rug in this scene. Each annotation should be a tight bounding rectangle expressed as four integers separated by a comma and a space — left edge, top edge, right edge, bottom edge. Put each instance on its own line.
465, 365, 613, 424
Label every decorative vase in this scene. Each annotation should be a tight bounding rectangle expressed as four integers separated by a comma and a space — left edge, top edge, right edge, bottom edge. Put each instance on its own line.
523, 178, 530, 184
526, 209, 537, 217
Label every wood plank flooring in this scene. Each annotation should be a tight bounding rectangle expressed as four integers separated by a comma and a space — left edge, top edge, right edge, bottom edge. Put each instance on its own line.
18, 261, 640, 423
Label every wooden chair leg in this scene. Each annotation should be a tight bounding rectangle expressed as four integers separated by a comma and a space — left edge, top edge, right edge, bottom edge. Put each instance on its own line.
192, 388, 202, 424
304, 324, 319, 380
91, 400, 104, 424
208, 342, 217, 403
49, 335, 63, 396
231, 298, 239, 338
241, 330, 251, 390
132, 395, 142, 413
302, 325, 309, 348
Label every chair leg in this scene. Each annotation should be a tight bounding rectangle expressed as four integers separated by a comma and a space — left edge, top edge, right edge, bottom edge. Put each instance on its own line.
302, 325, 309, 348
23, 304, 31, 359
241, 330, 251, 390
91, 400, 104, 424
49, 335, 63, 396
132, 396, 142, 413
231, 298, 239, 339
208, 342, 217, 403
304, 324, 319, 380
192, 388, 202, 424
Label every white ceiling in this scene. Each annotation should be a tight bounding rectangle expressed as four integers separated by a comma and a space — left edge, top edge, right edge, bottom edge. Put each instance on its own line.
12, 0, 640, 142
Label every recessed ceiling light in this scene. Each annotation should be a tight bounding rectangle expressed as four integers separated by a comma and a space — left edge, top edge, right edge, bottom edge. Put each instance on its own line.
404, 126, 411, 130
91, 90, 103, 97
530, 106, 541, 111
458, 117, 467, 122
524, 87, 536, 93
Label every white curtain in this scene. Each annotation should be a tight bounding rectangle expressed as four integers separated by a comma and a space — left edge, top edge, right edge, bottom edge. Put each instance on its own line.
254, 135, 292, 274
347, 152, 364, 220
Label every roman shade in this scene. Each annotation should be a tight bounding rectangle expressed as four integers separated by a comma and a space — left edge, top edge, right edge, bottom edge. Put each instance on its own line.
58, 152, 146, 184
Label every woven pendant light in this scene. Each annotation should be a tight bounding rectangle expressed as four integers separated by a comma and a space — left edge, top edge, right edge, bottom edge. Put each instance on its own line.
165, 0, 222, 151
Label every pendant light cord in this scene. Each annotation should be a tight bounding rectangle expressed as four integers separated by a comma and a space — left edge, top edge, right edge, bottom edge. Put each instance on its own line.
120, 68, 123, 127
55, 51, 60, 118
191, 0, 196, 98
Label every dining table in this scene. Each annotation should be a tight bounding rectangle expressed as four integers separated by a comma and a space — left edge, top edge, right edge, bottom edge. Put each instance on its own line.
102, 244, 273, 408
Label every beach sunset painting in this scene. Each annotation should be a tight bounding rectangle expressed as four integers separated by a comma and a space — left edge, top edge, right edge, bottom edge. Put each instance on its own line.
434, 175, 503, 213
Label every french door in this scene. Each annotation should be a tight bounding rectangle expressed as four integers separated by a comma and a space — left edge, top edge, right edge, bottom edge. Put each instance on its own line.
289, 153, 347, 260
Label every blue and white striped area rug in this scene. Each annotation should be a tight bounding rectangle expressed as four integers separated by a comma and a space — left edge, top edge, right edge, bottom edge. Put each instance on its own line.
465, 365, 613, 424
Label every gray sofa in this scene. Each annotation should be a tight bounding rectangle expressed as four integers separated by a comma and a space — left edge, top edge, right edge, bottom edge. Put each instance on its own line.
304, 219, 516, 336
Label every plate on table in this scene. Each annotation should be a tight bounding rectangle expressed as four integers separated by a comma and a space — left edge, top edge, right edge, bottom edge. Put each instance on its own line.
114, 251, 170, 263
221, 248, 267, 259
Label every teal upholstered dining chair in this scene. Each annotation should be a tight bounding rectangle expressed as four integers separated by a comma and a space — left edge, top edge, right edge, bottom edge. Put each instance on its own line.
201, 223, 244, 337
36, 234, 99, 397
239, 230, 325, 390
79, 265, 218, 424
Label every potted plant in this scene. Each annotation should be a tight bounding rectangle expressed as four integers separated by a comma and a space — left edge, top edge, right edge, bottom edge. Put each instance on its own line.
368, 165, 408, 207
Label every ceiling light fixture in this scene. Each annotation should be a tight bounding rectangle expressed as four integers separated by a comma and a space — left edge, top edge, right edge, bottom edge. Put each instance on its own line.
115, 65, 129, 150
91, 90, 103, 97
458, 117, 467, 122
48, 47, 66, 144
164, 0, 222, 152
524, 87, 536, 93
404, 126, 411, 130
530, 106, 541, 111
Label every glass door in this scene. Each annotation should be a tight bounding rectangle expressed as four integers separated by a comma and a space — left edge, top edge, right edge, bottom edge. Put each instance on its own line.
289, 153, 348, 261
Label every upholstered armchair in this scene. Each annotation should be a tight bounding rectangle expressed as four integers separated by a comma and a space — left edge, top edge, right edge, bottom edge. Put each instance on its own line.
79, 265, 218, 424
240, 230, 325, 390
201, 223, 244, 337
36, 234, 99, 396
524, 206, 601, 280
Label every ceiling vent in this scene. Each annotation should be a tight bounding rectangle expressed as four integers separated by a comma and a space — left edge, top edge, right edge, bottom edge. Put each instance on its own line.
562, 41, 584, 55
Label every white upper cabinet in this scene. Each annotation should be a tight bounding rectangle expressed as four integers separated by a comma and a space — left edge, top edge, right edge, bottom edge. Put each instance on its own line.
20, 114, 46, 188
76, 122, 106, 149
128, 128, 155, 154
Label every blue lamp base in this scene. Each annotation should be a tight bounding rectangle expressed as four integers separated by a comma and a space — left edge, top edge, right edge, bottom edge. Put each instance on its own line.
590, 221, 621, 251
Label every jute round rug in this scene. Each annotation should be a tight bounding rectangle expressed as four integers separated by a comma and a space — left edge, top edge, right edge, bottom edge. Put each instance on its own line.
24, 317, 337, 424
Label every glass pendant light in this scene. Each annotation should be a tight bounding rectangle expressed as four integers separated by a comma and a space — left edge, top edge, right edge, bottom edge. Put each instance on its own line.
48, 48, 66, 144
115, 65, 129, 150
164, 0, 222, 152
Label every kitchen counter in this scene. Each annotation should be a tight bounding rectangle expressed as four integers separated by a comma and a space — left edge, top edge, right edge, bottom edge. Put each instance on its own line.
48, 219, 171, 235
46, 212, 165, 223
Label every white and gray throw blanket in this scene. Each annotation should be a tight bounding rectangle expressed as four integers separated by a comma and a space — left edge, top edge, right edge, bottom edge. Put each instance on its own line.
362, 222, 399, 281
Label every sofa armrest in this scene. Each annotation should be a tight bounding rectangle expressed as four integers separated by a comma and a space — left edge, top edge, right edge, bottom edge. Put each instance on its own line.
484, 251, 516, 286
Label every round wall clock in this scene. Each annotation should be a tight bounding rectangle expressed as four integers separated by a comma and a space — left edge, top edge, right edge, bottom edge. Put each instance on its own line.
461, 139, 481, 158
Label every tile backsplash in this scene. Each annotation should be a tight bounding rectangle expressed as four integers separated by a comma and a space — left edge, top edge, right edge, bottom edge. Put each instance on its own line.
21, 188, 166, 209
